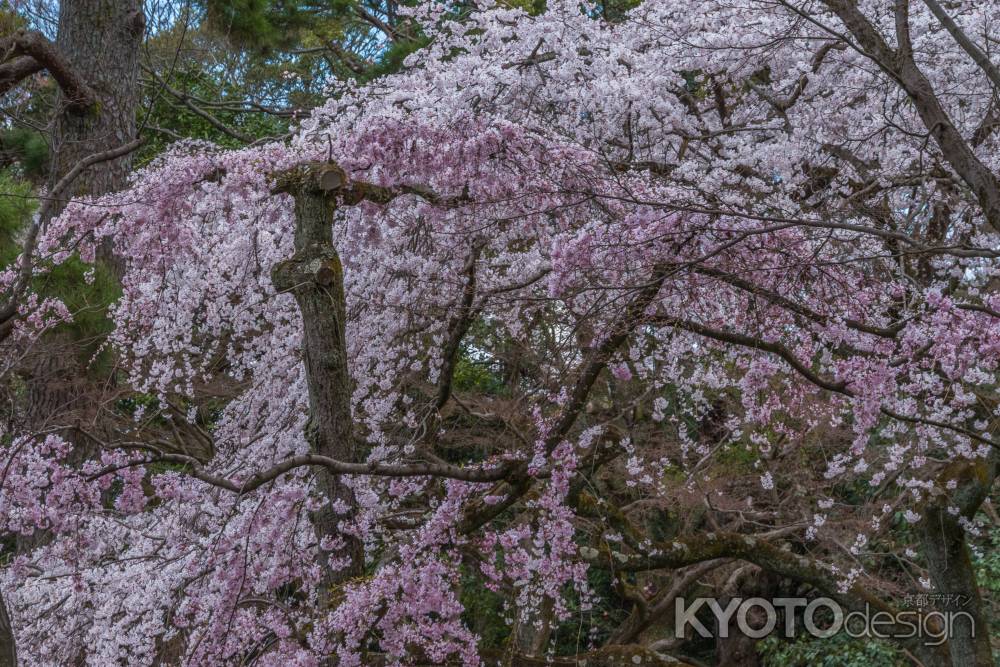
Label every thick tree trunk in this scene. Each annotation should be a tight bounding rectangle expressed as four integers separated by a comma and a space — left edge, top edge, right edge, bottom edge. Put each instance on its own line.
919, 452, 998, 667
23, 0, 144, 437
49, 0, 143, 209
714, 566, 777, 667
24, 0, 144, 429
512, 595, 554, 658
272, 164, 363, 605
22, 0, 143, 420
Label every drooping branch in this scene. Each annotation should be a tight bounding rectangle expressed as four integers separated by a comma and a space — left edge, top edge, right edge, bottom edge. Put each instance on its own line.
458, 267, 671, 533
583, 194, 1000, 259
0, 30, 96, 110
654, 316, 850, 394
0, 138, 143, 343
545, 268, 671, 455
690, 265, 903, 339
651, 315, 1000, 450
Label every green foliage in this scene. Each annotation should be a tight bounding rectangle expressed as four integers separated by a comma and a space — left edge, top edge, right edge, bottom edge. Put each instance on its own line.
139, 60, 289, 161
356, 34, 431, 83
0, 128, 49, 180
594, 0, 641, 22
115, 393, 162, 417
550, 564, 628, 655
459, 564, 510, 649
32, 256, 123, 373
758, 633, 907, 667
204, 0, 311, 52
502, 0, 548, 16
973, 525, 1000, 588
715, 439, 762, 469
0, 170, 35, 256
453, 353, 506, 395
197, 0, 424, 89
0, 4, 26, 33
972, 524, 1000, 644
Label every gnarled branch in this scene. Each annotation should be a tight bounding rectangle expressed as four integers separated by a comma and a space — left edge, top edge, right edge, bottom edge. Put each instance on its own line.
0, 30, 95, 110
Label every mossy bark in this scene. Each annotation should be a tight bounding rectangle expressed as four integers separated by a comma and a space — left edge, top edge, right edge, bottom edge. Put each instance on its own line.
272, 164, 363, 604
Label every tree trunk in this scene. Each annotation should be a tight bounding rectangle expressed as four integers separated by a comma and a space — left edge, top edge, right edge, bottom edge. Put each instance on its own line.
919, 452, 998, 667
49, 0, 144, 210
715, 565, 777, 667
272, 164, 364, 607
20, 0, 143, 452
22, 0, 144, 438
512, 595, 554, 658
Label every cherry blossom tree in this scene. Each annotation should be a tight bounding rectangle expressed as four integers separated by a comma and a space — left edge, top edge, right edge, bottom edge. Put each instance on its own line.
2, 0, 999, 665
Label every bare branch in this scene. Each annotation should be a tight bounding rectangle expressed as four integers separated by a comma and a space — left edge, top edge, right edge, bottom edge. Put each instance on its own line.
436, 243, 484, 410
89, 448, 512, 493
0, 30, 95, 110
921, 0, 1000, 91
142, 66, 253, 144
0, 55, 42, 95
458, 267, 672, 533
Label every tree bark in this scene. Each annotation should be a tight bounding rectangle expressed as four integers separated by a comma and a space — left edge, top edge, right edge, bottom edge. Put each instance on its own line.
48, 0, 144, 210
272, 163, 363, 604
713, 566, 778, 667
23, 0, 144, 432
919, 452, 998, 667
0, 30, 96, 108
821, 0, 1000, 233
512, 595, 554, 658
21, 0, 143, 435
